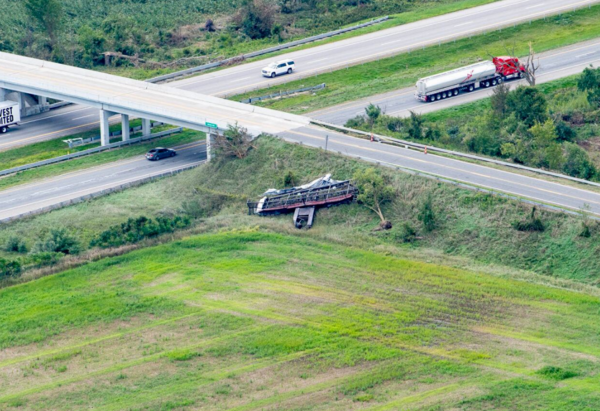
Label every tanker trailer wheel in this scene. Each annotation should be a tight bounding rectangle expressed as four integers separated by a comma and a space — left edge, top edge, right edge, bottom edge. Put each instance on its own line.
468, 85, 474, 92
0, 126, 7, 134
442, 92, 447, 99
453, 89, 459, 96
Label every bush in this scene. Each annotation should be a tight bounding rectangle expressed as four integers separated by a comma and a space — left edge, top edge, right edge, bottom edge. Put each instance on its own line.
26, 252, 63, 268
512, 207, 545, 232
90, 215, 191, 248
536, 366, 578, 380
345, 115, 366, 129
385, 116, 404, 133
213, 123, 254, 159
282, 170, 297, 187
407, 111, 424, 140
562, 143, 596, 179
417, 195, 436, 232
392, 222, 417, 243
506, 86, 548, 128
555, 121, 576, 142
33, 228, 80, 255
0, 258, 22, 279
579, 222, 592, 238
4, 236, 28, 253
238, 0, 280, 40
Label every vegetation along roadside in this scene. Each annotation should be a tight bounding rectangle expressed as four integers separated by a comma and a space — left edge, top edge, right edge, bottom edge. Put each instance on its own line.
2, 136, 599, 288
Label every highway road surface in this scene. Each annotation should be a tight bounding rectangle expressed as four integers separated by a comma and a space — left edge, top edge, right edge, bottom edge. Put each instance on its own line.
2, 126, 600, 222
1, 0, 598, 150
0, 142, 206, 221
311, 38, 600, 124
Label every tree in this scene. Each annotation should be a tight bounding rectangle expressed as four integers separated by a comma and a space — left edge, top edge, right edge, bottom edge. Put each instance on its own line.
529, 120, 563, 170
365, 103, 382, 132
577, 66, 600, 92
33, 228, 80, 255
506, 86, 548, 128
587, 88, 600, 108
490, 83, 510, 117
417, 195, 436, 232
25, 0, 62, 52
522, 42, 540, 86
353, 168, 395, 228
0, 258, 21, 280
407, 111, 424, 140
78, 25, 106, 67
213, 123, 255, 159
238, 0, 280, 39
563, 143, 596, 180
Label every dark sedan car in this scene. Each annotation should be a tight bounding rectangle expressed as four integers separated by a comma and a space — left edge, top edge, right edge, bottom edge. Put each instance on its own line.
146, 147, 176, 161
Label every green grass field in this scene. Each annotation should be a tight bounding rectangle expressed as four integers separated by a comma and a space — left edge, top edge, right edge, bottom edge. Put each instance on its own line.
0, 230, 599, 410
231, 5, 600, 114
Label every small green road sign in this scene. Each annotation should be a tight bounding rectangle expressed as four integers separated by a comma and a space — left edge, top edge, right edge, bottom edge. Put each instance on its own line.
205, 122, 218, 128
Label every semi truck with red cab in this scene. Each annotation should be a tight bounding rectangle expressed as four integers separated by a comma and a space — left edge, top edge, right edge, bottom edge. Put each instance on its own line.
415, 57, 525, 102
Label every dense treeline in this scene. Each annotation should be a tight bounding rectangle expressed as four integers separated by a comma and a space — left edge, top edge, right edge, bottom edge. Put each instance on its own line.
349, 68, 600, 180
0, 0, 436, 70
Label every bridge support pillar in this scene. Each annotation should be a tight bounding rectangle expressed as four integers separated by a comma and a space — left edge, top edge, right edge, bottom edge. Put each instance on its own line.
142, 119, 151, 137
18, 92, 26, 117
121, 114, 130, 142
100, 109, 111, 146
207, 132, 217, 162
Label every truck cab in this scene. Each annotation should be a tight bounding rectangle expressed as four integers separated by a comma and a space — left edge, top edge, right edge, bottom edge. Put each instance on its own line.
493, 56, 525, 80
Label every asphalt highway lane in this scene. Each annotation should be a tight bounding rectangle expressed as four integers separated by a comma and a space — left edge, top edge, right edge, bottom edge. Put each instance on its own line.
279, 126, 600, 215
311, 38, 600, 123
2, 0, 598, 149
0, 142, 207, 221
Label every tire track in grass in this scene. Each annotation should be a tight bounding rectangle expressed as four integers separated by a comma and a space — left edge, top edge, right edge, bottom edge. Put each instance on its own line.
0, 325, 266, 404
365, 382, 472, 411
94, 349, 321, 411
0, 311, 209, 369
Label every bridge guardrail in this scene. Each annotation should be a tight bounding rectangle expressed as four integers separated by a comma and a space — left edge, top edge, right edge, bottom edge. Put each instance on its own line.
241, 83, 325, 104
311, 119, 600, 189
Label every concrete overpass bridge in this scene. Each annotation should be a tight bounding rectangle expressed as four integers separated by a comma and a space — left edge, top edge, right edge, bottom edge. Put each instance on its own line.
0, 52, 309, 154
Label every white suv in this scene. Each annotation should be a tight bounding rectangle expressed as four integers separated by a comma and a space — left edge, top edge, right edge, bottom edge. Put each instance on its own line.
262, 59, 295, 78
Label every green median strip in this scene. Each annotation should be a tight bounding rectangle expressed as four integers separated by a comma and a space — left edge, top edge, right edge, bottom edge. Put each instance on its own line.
232, 5, 600, 114
0, 129, 205, 191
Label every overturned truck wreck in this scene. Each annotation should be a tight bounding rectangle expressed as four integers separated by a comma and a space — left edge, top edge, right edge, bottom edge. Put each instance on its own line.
247, 174, 358, 229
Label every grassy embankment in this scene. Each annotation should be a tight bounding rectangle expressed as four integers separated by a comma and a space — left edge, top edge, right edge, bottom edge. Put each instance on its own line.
232, 6, 600, 114
0, 230, 599, 410
2, 137, 599, 285
0, 124, 205, 191
0, 0, 498, 80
